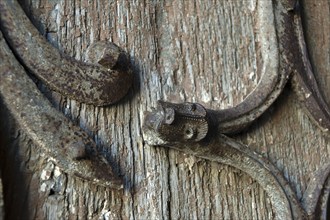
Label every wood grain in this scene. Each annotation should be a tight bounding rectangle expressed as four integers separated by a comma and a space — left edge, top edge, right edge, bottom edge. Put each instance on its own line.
0, 0, 329, 219
300, 0, 330, 105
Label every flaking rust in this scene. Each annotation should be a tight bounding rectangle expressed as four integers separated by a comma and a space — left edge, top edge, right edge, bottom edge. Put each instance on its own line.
0, 0, 133, 106
0, 0, 135, 188
142, 0, 330, 218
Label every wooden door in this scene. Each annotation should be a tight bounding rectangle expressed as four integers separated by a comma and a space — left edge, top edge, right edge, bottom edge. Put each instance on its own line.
0, 0, 329, 219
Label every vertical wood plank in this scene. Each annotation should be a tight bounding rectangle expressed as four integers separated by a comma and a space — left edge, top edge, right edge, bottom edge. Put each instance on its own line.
0, 0, 329, 219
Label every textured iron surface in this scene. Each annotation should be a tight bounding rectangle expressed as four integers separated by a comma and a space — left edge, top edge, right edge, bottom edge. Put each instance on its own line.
143, 0, 330, 219
0, 0, 133, 106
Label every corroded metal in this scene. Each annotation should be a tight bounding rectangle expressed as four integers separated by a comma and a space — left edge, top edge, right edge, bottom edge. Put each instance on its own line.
143, 0, 330, 219
0, 0, 133, 106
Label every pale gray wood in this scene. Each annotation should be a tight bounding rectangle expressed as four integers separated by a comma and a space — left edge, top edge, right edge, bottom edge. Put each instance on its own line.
1, 0, 329, 219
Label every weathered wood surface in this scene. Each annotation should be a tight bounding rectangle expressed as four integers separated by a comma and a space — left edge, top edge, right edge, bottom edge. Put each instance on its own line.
0, 0, 329, 219
300, 0, 330, 103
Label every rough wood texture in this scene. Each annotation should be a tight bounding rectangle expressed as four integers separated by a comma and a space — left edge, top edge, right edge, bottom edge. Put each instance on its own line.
0, 0, 329, 219
300, 0, 330, 103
